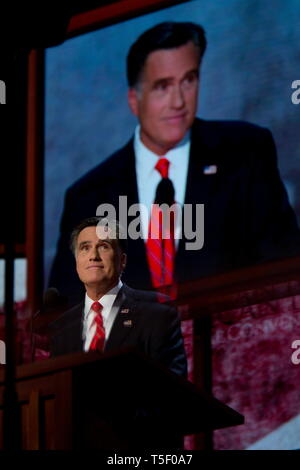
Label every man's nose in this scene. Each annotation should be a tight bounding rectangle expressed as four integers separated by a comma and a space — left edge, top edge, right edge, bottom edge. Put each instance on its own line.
89, 246, 101, 260
170, 84, 185, 109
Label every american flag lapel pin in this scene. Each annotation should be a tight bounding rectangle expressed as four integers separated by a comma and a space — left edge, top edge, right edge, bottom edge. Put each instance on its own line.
203, 164, 217, 175
123, 319, 132, 327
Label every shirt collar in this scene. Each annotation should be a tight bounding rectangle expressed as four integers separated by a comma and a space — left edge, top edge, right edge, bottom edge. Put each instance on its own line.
84, 279, 123, 321
134, 124, 191, 176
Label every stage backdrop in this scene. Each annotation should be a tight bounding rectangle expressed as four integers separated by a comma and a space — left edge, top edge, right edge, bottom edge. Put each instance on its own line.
44, 0, 300, 450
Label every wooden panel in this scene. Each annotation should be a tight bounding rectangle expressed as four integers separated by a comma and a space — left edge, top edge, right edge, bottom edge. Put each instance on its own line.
27, 390, 40, 449
53, 371, 73, 449
16, 375, 56, 402
21, 402, 29, 449
0, 409, 3, 448
43, 397, 55, 450
0, 367, 73, 449
19, 395, 58, 450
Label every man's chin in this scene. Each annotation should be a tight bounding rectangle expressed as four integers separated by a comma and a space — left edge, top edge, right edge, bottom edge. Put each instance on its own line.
85, 276, 105, 285
164, 134, 187, 150
85, 277, 118, 289
164, 126, 189, 146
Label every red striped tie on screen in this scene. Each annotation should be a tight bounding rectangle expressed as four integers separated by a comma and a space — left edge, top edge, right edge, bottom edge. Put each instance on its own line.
146, 158, 176, 299
89, 302, 105, 351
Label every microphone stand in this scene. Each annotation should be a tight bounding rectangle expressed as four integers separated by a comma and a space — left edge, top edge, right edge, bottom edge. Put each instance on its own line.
30, 288, 67, 362
3, 237, 19, 450
30, 310, 39, 363
2, 48, 24, 450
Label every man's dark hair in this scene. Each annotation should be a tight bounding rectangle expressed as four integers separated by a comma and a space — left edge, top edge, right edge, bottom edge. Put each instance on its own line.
70, 217, 128, 255
127, 21, 207, 88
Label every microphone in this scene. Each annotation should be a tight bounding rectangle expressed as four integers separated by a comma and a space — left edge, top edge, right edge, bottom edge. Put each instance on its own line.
30, 288, 68, 360
154, 177, 175, 206
33, 287, 63, 320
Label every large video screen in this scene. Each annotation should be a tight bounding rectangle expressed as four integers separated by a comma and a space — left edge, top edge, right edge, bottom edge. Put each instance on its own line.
45, 0, 300, 294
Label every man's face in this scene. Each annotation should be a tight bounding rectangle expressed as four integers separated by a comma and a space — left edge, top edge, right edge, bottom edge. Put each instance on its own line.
128, 41, 200, 155
75, 225, 126, 293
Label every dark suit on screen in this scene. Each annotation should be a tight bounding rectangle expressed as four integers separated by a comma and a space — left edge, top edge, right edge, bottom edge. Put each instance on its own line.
49, 118, 300, 305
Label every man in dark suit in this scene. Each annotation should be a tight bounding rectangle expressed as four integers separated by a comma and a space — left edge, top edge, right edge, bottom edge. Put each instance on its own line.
50, 216, 187, 379
49, 22, 300, 306
50, 216, 187, 449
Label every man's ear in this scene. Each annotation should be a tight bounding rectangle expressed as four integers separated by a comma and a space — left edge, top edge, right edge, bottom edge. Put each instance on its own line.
128, 88, 139, 116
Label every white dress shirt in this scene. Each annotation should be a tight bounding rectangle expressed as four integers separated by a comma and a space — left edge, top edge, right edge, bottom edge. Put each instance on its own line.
82, 280, 123, 351
134, 125, 191, 248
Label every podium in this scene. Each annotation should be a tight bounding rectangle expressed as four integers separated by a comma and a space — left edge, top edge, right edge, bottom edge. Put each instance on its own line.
0, 348, 243, 450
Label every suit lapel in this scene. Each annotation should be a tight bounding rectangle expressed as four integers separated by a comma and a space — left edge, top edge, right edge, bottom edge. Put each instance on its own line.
104, 285, 138, 352
175, 119, 223, 273
73, 318, 84, 352
66, 302, 84, 353
183, 119, 223, 207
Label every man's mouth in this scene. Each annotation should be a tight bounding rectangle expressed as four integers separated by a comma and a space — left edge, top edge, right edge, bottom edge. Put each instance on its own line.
164, 113, 187, 123
87, 265, 104, 269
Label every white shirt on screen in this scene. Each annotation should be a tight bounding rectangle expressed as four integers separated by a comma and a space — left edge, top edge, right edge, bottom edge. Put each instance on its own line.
134, 125, 190, 248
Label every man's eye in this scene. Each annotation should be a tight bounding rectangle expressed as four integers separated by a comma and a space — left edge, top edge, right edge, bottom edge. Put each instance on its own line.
100, 244, 109, 250
183, 74, 198, 86
154, 81, 169, 91
81, 245, 89, 251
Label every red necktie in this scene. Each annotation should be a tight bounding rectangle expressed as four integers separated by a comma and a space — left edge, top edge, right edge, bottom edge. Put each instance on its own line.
89, 301, 105, 351
146, 158, 177, 299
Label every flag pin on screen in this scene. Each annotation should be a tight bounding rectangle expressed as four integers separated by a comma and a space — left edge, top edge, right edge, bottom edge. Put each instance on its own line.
203, 165, 217, 175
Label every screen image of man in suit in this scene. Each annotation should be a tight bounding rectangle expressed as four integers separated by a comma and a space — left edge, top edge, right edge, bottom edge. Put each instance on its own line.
49, 22, 300, 306
50, 216, 187, 380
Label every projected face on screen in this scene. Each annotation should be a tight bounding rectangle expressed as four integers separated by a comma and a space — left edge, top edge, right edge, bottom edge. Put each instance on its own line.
127, 41, 200, 156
